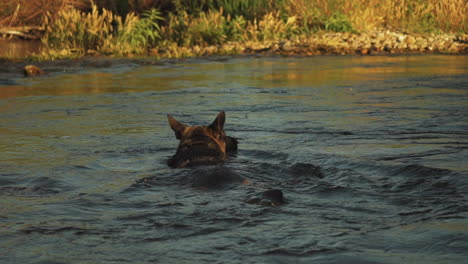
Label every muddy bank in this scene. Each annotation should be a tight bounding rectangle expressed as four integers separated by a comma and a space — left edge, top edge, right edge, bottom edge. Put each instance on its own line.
153, 31, 468, 57
1, 30, 467, 77
1, 31, 468, 61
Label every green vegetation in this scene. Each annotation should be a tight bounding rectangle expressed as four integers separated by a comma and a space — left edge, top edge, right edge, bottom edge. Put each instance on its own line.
324, 12, 355, 33
0, 0, 466, 59
39, 5, 163, 59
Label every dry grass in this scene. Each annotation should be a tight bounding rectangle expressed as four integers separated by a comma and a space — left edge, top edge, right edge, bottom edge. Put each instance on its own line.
160, 10, 224, 47
245, 12, 297, 42
372, 0, 468, 32
0, 0, 91, 26
2, 0, 466, 33
0, 0, 161, 26
285, 0, 468, 33
40, 3, 162, 59
2, 0, 466, 59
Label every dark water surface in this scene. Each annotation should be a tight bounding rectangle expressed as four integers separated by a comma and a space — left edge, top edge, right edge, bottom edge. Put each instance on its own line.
1, 55, 467, 263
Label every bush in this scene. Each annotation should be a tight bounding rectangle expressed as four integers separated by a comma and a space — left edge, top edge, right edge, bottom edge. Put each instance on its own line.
41, 4, 163, 58
245, 12, 297, 42
188, 9, 228, 46
207, 0, 279, 21
119, 8, 163, 51
161, 9, 227, 47
325, 12, 355, 33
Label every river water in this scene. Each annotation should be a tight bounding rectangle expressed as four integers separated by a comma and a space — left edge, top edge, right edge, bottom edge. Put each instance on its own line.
1, 55, 467, 263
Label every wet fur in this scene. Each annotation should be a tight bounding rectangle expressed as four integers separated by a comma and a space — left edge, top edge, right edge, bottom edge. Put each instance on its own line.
167, 111, 238, 168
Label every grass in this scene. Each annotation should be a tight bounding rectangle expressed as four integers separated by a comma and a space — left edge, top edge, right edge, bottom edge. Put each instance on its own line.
161, 9, 229, 47
284, 0, 467, 33
39, 4, 163, 59
0, 0, 466, 59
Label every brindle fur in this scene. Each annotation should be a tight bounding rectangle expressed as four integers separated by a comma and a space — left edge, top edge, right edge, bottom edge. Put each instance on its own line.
167, 111, 238, 168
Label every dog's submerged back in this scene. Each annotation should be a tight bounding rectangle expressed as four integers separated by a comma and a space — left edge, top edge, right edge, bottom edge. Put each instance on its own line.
167, 111, 238, 168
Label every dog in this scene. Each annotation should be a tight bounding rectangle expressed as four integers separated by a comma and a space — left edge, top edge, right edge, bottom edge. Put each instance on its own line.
167, 111, 238, 168
166, 112, 284, 201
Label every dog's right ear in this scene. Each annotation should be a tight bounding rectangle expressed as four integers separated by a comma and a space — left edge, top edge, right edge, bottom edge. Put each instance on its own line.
209, 111, 226, 135
167, 114, 186, 139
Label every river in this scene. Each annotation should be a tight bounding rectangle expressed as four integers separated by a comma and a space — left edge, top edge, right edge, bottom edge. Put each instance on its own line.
1, 55, 467, 263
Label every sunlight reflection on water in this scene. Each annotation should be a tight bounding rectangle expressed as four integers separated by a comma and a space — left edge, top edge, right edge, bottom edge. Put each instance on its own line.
0, 55, 467, 264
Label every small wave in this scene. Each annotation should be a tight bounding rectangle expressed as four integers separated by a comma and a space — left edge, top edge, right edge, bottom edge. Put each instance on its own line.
398, 208, 433, 216
314, 183, 351, 194
72, 165, 94, 170
262, 246, 343, 257
189, 166, 246, 189
122, 146, 167, 155
0, 173, 23, 185
134, 165, 246, 189
240, 149, 289, 161
287, 162, 323, 179
22, 226, 89, 235
115, 212, 160, 221
0, 186, 59, 197
384, 164, 464, 198
152, 221, 191, 229
389, 164, 454, 177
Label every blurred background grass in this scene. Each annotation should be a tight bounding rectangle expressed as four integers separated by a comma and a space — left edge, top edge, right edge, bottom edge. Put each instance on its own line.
1, 0, 466, 58
1, 0, 466, 33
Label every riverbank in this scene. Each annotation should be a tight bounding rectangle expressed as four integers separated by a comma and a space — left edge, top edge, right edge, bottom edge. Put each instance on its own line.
1, 30, 467, 62
2, 1, 467, 61
153, 31, 468, 58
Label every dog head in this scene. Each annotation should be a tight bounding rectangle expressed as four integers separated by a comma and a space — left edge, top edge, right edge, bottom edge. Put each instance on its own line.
167, 111, 237, 168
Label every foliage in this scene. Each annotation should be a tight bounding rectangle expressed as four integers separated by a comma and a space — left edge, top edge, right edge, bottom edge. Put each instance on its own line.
187, 9, 228, 46
245, 12, 297, 42
282, 0, 467, 34
41, 4, 163, 58
206, 0, 280, 21
161, 9, 228, 47
282, 0, 323, 33
226, 15, 247, 41
151, 0, 280, 20
8, 0, 467, 59
161, 8, 296, 47
324, 12, 355, 33
2, 0, 467, 34
41, 5, 117, 56
0, 0, 87, 26
121, 8, 163, 49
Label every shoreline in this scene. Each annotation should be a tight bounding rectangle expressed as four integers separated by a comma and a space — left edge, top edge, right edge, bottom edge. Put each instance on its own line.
152, 31, 468, 58
1, 53, 467, 80
1, 30, 467, 62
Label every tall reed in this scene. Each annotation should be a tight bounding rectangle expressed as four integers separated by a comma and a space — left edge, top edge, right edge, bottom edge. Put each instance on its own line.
8, 0, 466, 59
284, 0, 467, 33
41, 4, 163, 58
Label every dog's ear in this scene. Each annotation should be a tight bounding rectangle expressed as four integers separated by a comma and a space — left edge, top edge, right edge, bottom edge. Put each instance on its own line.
167, 114, 186, 139
209, 111, 225, 134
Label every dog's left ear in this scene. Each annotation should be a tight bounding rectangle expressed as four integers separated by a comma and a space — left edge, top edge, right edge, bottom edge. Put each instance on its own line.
209, 111, 225, 134
168, 114, 187, 139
